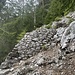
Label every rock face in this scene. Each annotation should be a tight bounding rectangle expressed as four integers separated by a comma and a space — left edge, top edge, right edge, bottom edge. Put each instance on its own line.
61, 21, 75, 49
0, 12, 75, 75
52, 11, 75, 28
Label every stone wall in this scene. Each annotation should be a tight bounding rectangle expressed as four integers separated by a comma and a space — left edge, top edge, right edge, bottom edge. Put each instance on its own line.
0, 27, 56, 69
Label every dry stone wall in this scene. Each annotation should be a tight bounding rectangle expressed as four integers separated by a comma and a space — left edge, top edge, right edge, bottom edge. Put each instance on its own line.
0, 27, 56, 69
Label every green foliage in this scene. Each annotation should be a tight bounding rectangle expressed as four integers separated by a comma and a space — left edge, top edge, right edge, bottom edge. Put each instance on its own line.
42, 45, 48, 50
55, 17, 61, 21
0, 15, 35, 63
0, 17, 24, 63
0, 0, 6, 11
45, 0, 63, 24
17, 30, 26, 43
45, 24, 52, 29
64, 10, 70, 16
45, 0, 75, 24
35, 0, 50, 27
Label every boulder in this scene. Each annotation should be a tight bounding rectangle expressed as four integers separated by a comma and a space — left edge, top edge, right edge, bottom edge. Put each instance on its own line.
61, 21, 75, 49
0, 69, 10, 75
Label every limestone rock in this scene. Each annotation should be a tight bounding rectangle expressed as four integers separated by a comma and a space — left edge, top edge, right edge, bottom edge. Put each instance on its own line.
61, 21, 75, 49
0, 69, 10, 75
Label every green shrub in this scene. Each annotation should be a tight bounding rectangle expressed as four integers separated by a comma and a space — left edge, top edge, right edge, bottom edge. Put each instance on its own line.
66, 16, 72, 18
55, 17, 61, 21
17, 30, 26, 42
45, 22, 52, 29
45, 24, 52, 29
64, 10, 70, 16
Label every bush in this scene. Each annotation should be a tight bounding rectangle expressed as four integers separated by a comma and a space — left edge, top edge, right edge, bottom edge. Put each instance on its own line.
55, 17, 61, 21
17, 30, 26, 42
45, 24, 52, 29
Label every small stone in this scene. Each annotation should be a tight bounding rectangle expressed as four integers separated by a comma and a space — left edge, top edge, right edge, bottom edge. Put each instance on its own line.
61, 72, 64, 75
32, 38, 38, 42
10, 68, 14, 71
33, 72, 41, 75
51, 43, 56, 47
36, 47, 40, 50
37, 58, 44, 66
0, 69, 10, 75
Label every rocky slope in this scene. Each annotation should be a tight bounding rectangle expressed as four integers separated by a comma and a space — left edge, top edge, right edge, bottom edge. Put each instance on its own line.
0, 12, 75, 75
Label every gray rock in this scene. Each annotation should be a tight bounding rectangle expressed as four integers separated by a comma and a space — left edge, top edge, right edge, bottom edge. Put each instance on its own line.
0, 69, 10, 75
32, 38, 38, 42
61, 21, 75, 49
36, 47, 41, 50
52, 21, 66, 28
66, 11, 75, 19
46, 70, 53, 75
32, 72, 41, 75
37, 58, 44, 66
1, 62, 9, 69
51, 43, 56, 47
